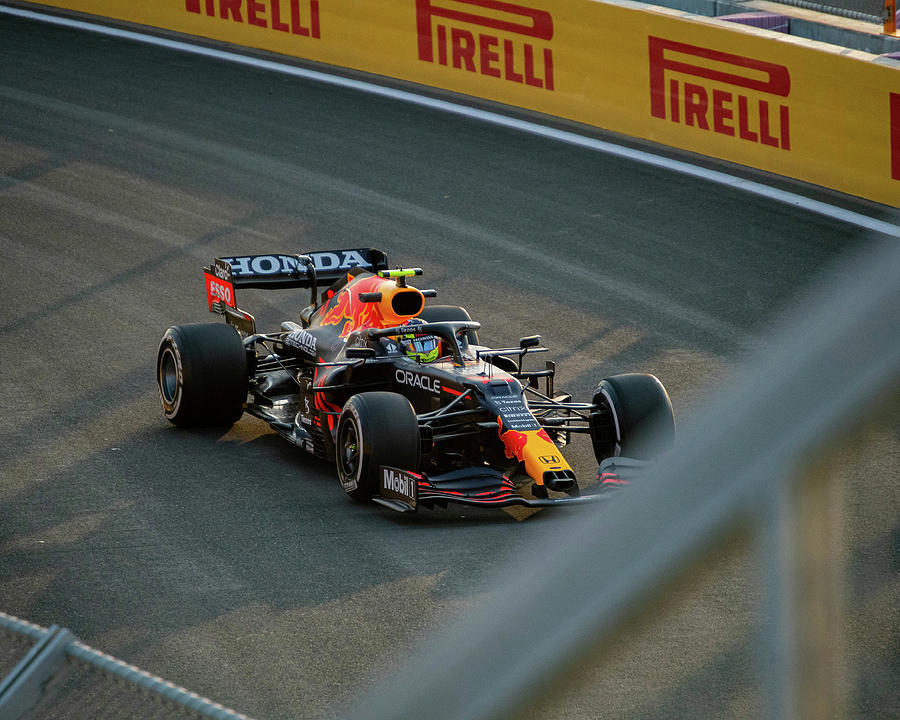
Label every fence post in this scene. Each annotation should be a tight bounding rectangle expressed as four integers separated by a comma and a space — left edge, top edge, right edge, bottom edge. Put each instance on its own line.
0, 625, 73, 720
885, 0, 897, 34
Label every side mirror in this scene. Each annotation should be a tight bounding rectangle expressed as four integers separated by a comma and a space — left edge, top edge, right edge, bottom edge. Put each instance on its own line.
519, 335, 541, 349
345, 347, 376, 359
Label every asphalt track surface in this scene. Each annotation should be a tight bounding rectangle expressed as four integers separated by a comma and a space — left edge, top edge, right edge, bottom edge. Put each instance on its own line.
1, 12, 896, 720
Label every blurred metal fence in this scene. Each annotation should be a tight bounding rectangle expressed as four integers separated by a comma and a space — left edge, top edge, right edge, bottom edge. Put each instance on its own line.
771, 0, 883, 23
0, 611, 253, 720
345, 236, 900, 720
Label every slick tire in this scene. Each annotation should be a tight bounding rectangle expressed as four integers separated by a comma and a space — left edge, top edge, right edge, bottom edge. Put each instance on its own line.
157, 323, 248, 427
418, 305, 479, 345
336, 392, 420, 501
590, 373, 675, 462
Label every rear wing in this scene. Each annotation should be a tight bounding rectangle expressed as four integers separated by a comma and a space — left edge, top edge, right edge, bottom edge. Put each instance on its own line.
204, 248, 389, 290
203, 248, 390, 335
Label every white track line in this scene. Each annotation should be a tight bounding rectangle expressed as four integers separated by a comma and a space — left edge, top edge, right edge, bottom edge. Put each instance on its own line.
3, 4, 898, 237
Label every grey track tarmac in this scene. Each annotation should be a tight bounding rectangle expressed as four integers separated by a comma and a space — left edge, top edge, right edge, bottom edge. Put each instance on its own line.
1, 12, 896, 720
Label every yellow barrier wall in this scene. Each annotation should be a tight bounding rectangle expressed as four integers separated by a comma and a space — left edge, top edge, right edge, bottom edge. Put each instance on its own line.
27, 0, 900, 206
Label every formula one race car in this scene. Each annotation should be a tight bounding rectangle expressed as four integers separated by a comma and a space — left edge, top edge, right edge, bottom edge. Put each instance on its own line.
156, 248, 675, 511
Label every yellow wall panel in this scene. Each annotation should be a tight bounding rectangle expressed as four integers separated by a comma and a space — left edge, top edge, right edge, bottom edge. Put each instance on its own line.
29, 0, 900, 206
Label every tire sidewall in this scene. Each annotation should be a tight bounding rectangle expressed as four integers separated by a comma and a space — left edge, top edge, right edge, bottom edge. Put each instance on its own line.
155, 323, 247, 427
337, 401, 365, 494
336, 392, 419, 501
158, 330, 185, 420
592, 374, 674, 462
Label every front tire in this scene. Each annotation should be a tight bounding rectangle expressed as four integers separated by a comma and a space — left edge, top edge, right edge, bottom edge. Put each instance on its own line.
336, 392, 420, 501
590, 373, 675, 461
157, 323, 248, 427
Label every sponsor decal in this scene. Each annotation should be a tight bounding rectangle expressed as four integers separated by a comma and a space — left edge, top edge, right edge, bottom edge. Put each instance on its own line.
380, 466, 419, 508
492, 395, 539, 431
185, 0, 320, 37
539, 455, 560, 465
221, 250, 374, 278
891, 92, 900, 181
649, 37, 791, 150
320, 275, 386, 337
416, 0, 555, 90
284, 329, 317, 356
498, 422, 529, 462
211, 258, 233, 282
395, 368, 441, 394
204, 259, 236, 310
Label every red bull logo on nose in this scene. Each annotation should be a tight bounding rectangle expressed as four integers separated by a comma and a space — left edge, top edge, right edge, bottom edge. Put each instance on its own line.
499, 422, 529, 462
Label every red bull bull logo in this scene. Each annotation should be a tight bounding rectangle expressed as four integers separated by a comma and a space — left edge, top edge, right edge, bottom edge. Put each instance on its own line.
498, 421, 572, 485
499, 420, 529, 461
319, 276, 385, 337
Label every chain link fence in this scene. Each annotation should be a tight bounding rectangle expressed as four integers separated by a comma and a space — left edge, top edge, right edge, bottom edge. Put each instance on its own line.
0, 612, 253, 720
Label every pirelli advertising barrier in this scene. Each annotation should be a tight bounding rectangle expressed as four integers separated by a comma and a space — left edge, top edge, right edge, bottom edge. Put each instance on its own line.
30, 0, 900, 206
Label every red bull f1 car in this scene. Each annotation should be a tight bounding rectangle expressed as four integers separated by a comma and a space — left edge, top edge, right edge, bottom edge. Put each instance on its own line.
156, 248, 675, 511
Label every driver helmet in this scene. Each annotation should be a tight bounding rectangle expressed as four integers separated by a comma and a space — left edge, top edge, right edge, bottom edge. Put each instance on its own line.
395, 318, 441, 363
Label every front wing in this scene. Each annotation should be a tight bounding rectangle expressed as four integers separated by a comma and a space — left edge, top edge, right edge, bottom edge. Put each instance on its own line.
372, 460, 646, 512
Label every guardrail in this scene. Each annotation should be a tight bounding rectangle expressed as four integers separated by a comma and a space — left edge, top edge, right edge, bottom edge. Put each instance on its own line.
0, 611, 253, 720
343, 236, 900, 720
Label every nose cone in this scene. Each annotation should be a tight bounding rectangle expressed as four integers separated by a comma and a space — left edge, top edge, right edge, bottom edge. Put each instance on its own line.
499, 425, 575, 490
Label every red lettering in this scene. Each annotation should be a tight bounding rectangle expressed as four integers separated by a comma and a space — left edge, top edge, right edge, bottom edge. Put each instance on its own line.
523, 44, 541, 88
248, 0, 266, 27
187, 0, 319, 37
310, 0, 319, 38
759, 100, 778, 147
712, 89, 734, 136
451, 28, 476, 71
738, 95, 758, 142
504, 39, 523, 82
271, 0, 288, 31
544, 48, 553, 91
414, 1, 553, 90
649, 38, 791, 151
780, 105, 790, 150
892, 92, 900, 181
416, 0, 553, 63
479, 34, 501, 78
438, 24, 448, 65
186, 0, 215, 13
684, 83, 709, 130
648, 36, 789, 120
219, 0, 242, 21
290, 0, 309, 35
669, 79, 680, 123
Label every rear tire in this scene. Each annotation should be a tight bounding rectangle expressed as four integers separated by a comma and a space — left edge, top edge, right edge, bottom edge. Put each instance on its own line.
336, 392, 420, 501
590, 373, 675, 461
157, 323, 248, 427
